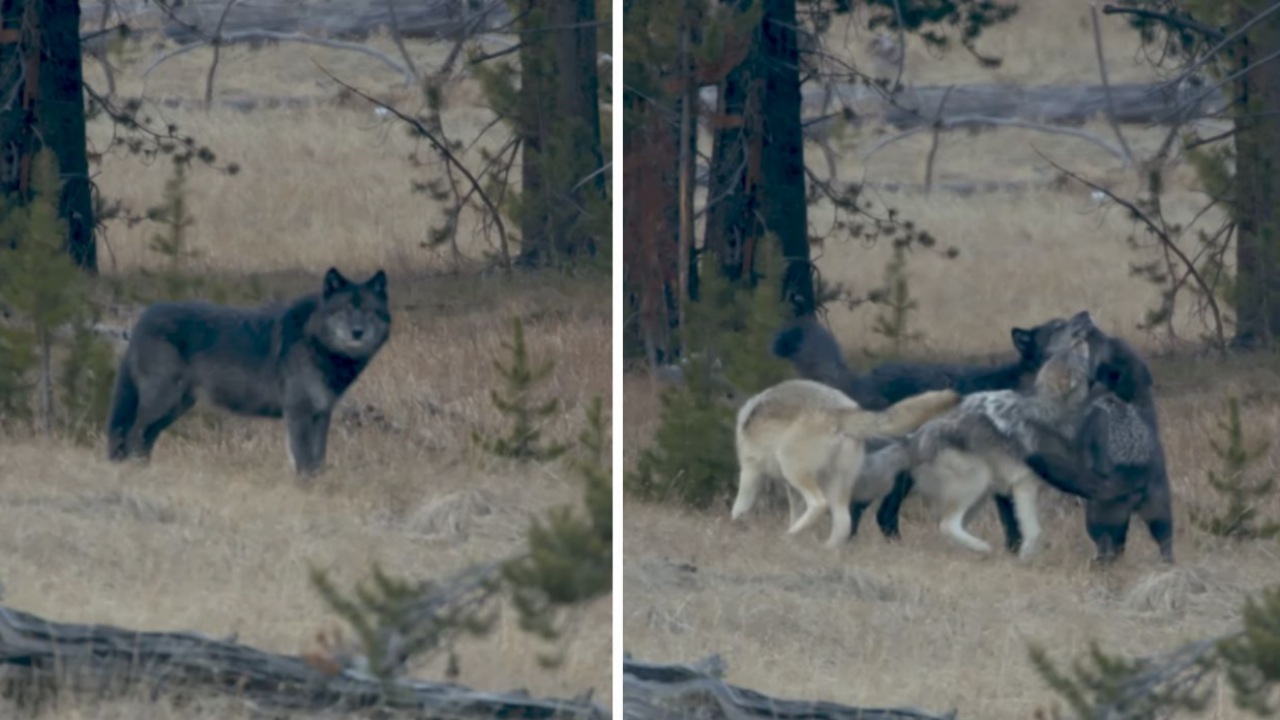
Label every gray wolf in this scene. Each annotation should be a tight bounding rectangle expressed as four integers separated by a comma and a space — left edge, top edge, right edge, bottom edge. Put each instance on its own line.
904, 338, 1093, 560
729, 379, 961, 548
773, 312, 1093, 540
1021, 318, 1174, 564
106, 267, 391, 477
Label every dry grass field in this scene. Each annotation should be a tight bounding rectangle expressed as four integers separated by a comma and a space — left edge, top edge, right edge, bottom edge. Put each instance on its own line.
1, 8, 611, 717
625, 2, 1280, 719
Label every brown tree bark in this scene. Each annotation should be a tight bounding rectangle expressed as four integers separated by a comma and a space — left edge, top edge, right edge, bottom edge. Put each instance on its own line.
703, 0, 813, 315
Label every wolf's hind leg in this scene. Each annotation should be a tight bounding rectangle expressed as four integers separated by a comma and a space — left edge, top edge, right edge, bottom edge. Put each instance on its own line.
139, 392, 195, 457
924, 454, 993, 555
130, 376, 192, 460
780, 468, 829, 537
939, 499, 993, 554
731, 461, 767, 521
1006, 469, 1043, 561
824, 470, 857, 549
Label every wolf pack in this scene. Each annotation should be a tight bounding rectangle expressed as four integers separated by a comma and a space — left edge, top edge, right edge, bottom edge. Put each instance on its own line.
105, 267, 392, 478
731, 310, 1174, 566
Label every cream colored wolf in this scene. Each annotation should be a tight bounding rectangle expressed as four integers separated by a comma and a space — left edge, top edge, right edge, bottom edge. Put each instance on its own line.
730, 380, 961, 548
907, 339, 1093, 560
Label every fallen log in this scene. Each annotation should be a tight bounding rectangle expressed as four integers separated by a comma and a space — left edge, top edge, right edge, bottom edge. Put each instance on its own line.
0, 602, 607, 719
130, 0, 516, 43
701, 81, 1227, 129
623, 655, 956, 720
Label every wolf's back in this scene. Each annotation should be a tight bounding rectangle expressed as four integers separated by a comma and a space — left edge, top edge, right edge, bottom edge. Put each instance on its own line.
736, 379, 856, 439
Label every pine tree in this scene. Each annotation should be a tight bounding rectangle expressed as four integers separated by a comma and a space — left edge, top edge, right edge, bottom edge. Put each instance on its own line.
473, 316, 569, 462
626, 240, 791, 509
870, 240, 924, 359
1192, 396, 1279, 540
503, 394, 612, 666
0, 149, 92, 434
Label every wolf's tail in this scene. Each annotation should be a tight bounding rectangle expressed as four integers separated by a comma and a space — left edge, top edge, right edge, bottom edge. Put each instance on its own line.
772, 317, 880, 405
841, 389, 961, 438
105, 360, 138, 461
1024, 451, 1138, 501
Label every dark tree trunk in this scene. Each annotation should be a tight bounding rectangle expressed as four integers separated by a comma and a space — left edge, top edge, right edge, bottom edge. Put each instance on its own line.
0, 0, 95, 272
516, 0, 605, 267
703, 0, 813, 315
1231, 0, 1280, 347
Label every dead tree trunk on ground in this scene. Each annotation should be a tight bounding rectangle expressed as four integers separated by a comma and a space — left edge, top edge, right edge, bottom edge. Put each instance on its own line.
0, 602, 608, 719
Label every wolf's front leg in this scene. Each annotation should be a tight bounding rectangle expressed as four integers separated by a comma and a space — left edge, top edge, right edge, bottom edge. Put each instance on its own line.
285, 408, 328, 478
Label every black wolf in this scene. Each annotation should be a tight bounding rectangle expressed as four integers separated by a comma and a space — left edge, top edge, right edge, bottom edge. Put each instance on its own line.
106, 268, 391, 477
771, 314, 1079, 411
771, 313, 1089, 540
1021, 322, 1174, 564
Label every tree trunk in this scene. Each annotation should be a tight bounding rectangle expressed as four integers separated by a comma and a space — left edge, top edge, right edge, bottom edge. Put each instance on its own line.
1231, 0, 1280, 347
703, 0, 813, 315
756, 0, 811, 316
0, 0, 95, 272
516, 0, 604, 267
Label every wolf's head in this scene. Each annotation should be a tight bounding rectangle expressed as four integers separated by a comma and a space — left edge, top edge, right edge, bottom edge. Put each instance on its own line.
313, 267, 391, 359
1033, 337, 1091, 405
1010, 310, 1099, 370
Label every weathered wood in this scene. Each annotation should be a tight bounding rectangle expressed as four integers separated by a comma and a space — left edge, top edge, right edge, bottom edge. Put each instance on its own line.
0, 602, 607, 719
701, 82, 1227, 130
122, 0, 516, 44
623, 655, 956, 720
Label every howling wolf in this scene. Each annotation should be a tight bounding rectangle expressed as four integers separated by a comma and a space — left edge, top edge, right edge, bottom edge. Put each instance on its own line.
905, 339, 1094, 560
106, 268, 391, 477
1021, 319, 1174, 564
730, 380, 961, 548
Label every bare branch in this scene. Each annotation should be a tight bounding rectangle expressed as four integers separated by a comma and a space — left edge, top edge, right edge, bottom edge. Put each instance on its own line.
384, 0, 421, 85
890, 0, 907, 93
1101, 4, 1225, 40
314, 64, 513, 272
1153, 1, 1280, 101
572, 160, 612, 193
1091, 0, 1136, 167
203, 0, 239, 111
1157, 44, 1280, 125
923, 85, 955, 195
1035, 148, 1228, 352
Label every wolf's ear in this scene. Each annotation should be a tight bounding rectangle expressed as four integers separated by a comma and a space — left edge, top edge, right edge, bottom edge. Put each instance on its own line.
365, 269, 388, 298
1011, 327, 1034, 358
323, 267, 348, 298
1070, 310, 1093, 326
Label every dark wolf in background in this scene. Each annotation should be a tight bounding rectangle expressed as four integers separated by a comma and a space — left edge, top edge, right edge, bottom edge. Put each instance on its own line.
1022, 321, 1174, 564
106, 268, 391, 477
771, 314, 1081, 410
773, 312, 1091, 541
